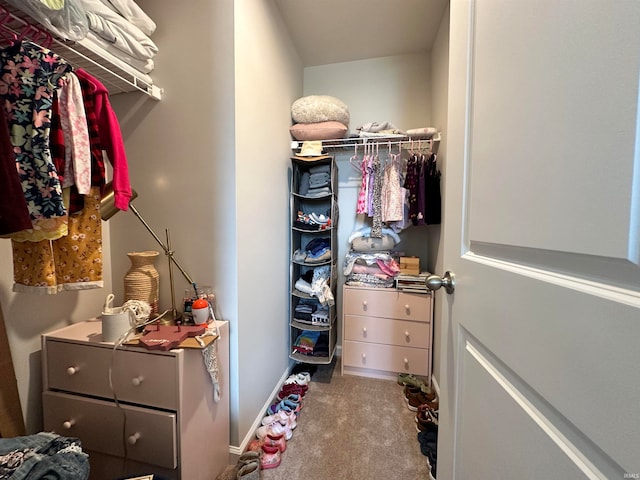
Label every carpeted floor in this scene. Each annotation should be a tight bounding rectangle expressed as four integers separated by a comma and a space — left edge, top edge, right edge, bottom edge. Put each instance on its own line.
217, 358, 432, 480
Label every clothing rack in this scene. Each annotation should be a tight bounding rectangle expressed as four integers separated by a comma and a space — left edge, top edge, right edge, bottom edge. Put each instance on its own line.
0, 2, 162, 99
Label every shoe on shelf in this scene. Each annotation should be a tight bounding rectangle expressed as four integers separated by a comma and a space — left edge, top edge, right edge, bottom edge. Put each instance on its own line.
236, 460, 260, 480
260, 445, 282, 470
263, 432, 287, 453
406, 391, 439, 412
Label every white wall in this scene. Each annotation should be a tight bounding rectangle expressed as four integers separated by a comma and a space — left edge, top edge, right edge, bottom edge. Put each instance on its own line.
233, 0, 303, 447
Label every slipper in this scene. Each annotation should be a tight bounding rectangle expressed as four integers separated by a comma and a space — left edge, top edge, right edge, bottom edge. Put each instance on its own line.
236, 460, 260, 479
260, 445, 282, 469
397, 373, 430, 391
237, 450, 260, 467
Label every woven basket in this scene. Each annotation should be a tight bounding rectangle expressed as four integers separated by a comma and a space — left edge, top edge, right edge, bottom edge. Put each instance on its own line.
124, 251, 160, 315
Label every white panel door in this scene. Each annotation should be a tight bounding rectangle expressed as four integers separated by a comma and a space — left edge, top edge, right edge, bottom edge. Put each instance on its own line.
437, 1, 640, 479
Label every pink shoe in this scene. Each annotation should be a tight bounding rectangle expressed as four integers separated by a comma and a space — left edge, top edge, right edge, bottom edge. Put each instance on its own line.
262, 410, 297, 430
263, 433, 287, 453
260, 445, 281, 469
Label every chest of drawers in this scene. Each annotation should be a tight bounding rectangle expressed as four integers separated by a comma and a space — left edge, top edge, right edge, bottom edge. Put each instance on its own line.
41, 319, 229, 480
341, 285, 433, 382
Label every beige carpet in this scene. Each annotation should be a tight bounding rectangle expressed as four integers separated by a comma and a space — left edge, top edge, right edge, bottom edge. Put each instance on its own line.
218, 358, 431, 480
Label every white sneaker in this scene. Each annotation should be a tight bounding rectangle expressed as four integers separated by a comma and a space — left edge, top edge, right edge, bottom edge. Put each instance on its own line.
256, 420, 292, 441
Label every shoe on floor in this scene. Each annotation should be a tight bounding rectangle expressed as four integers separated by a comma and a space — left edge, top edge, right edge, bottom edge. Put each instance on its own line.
256, 420, 291, 440
263, 432, 287, 453
236, 460, 260, 480
237, 451, 260, 468
404, 384, 437, 403
260, 444, 282, 470
406, 391, 439, 412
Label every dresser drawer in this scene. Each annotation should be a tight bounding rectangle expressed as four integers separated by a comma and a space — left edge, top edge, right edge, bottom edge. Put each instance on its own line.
43, 391, 177, 469
342, 340, 430, 376
45, 340, 178, 410
343, 315, 431, 348
342, 286, 431, 322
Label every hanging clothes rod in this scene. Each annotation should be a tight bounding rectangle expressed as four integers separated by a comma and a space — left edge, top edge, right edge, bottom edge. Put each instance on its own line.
291, 132, 441, 151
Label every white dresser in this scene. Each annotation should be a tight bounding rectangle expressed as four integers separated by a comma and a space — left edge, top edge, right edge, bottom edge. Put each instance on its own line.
41, 319, 229, 480
341, 285, 433, 382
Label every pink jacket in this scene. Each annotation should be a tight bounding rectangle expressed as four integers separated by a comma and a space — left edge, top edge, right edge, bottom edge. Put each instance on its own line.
75, 68, 132, 211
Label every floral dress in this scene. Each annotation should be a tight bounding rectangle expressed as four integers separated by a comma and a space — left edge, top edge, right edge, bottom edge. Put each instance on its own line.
0, 41, 71, 241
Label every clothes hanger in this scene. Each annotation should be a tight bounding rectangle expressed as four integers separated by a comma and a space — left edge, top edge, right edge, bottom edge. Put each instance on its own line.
349, 143, 362, 172
0, 8, 18, 47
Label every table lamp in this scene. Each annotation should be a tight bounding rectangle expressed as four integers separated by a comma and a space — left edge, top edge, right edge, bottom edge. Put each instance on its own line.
100, 182, 197, 322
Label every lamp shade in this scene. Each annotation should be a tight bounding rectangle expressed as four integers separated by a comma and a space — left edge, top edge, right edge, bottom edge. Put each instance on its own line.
100, 182, 138, 221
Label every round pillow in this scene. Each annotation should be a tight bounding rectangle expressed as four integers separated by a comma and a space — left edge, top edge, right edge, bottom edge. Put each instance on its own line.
291, 95, 350, 126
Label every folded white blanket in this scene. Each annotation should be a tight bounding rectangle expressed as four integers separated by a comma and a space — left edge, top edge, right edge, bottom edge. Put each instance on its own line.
78, 34, 154, 82
83, 32, 155, 75
99, 0, 156, 36
80, 0, 158, 60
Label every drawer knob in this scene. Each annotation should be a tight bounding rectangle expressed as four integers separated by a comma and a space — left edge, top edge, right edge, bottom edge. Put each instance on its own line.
62, 420, 75, 430
405, 304, 410, 312
66, 366, 79, 376
131, 376, 144, 387
128, 432, 141, 445
404, 358, 409, 367
361, 353, 367, 361
405, 331, 410, 338
362, 300, 368, 309
362, 327, 367, 335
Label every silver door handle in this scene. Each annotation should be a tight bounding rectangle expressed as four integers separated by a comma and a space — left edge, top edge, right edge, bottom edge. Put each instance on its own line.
426, 271, 455, 294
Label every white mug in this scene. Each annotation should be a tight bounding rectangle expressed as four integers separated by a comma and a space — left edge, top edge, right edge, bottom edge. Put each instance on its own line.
102, 307, 133, 342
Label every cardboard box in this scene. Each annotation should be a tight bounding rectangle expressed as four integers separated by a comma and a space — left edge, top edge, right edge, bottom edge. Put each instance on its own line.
399, 256, 420, 275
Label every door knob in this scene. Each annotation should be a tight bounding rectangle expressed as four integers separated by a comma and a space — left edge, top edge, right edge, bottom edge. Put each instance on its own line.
426, 271, 455, 294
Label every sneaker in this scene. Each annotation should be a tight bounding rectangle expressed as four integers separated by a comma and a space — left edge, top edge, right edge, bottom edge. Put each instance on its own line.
277, 383, 308, 399
262, 410, 297, 430
416, 409, 439, 433
285, 372, 310, 386
404, 384, 437, 403
406, 391, 439, 412
256, 420, 291, 440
